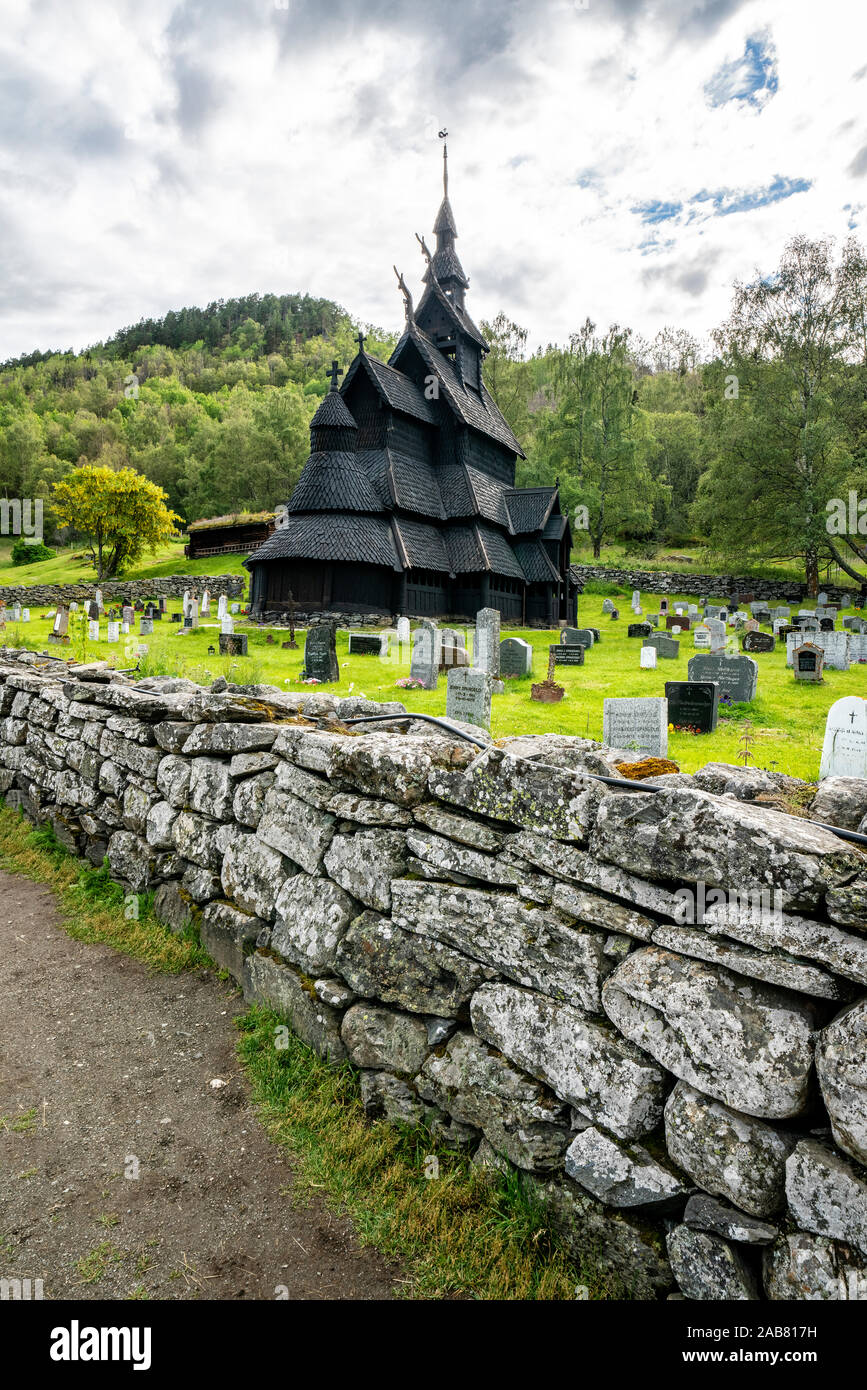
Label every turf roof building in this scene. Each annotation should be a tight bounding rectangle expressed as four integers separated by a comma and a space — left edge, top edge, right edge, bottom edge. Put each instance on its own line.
246, 147, 576, 625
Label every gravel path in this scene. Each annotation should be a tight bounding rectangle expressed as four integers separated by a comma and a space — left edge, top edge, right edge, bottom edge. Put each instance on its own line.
0, 871, 398, 1300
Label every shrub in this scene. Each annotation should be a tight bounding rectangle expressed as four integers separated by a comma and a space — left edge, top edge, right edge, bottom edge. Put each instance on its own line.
10, 537, 55, 565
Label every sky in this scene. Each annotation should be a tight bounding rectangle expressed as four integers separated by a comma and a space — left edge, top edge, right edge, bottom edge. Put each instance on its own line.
1, 0, 866, 361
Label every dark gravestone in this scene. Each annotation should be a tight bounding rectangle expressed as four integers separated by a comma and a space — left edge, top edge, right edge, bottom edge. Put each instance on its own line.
610, 608, 620, 620
665, 681, 720, 733
742, 630, 775, 654
666, 614, 690, 631
627, 622, 653, 638
561, 628, 594, 649
820, 617, 836, 632
500, 637, 533, 677
348, 633, 381, 656
793, 643, 824, 683
687, 653, 759, 703
778, 625, 796, 640
303, 624, 339, 682
172, 613, 182, 623
643, 633, 680, 659
550, 643, 585, 666
219, 633, 249, 656
854, 593, 865, 610
588, 628, 601, 642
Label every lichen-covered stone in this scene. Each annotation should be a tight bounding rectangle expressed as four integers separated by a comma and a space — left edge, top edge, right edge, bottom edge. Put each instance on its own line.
257, 787, 336, 874
156, 753, 190, 809
221, 833, 292, 920
763, 1232, 867, 1300
201, 901, 265, 978
340, 1002, 429, 1074
702, 900, 867, 987
106, 830, 157, 891
153, 881, 196, 934
429, 747, 603, 843
683, 1194, 778, 1245
274, 759, 335, 809
564, 1126, 688, 1208
324, 829, 407, 912
551, 881, 657, 941
187, 757, 236, 820
314, 978, 357, 1009
170, 809, 226, 871
651, 922, 846, 999
182, 721, 281, 755
825, 878, 867, 933
393, 880, 614, 1012
593, 785, 863, 912
181, 864, 222, 903
506, 829, 682, 917
229, 750, 279, 778
359, 1070, 426, 1126
602, 947, 817, 1119
406, 826, 525, 887
471, 982, 668, 1140
816, 999, 867, 1165
664, 1082, 795, 1218
667, 1225, 760, 1300
232, 770, 274, 828
98, 728, 163, 779
145, 799, 178, 850
334, 910, 496, 1016
327, 792, 413, 826
242, 951, 347, 1061
271, 873, 355, 975
417, 1030, 571, 1171
330, 733, 474, 807
411, 802, 507, 851
809, 776, 867, 831
785, 1139, 867, 1257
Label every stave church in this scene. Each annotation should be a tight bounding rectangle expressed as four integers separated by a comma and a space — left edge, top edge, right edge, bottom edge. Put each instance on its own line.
246, 146, 576, 626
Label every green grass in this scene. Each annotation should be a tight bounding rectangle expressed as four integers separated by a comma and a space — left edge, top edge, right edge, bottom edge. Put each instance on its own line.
0, 809, 615, 1300
5, 589, 865, 780
0, 538, 247, 588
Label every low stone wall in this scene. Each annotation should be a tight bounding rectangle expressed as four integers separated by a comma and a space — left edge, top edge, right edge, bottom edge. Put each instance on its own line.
2, 648, 866, 1300
572, 565, 860, 607
0, 575, 246, 607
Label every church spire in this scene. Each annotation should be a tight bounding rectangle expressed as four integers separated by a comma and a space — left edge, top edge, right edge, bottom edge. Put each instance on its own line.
425, 134, 469, 305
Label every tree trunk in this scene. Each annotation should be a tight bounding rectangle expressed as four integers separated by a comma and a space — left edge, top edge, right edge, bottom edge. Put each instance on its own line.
804, 547, 819, 597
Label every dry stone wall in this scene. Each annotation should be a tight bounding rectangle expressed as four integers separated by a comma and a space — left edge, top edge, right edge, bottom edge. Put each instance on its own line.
2, 648, 866, 1301
572, 565, 859, 607
0, 575, 246, 607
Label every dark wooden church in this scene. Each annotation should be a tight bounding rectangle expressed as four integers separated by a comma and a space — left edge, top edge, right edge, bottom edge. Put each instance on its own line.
246, 147, 575, 626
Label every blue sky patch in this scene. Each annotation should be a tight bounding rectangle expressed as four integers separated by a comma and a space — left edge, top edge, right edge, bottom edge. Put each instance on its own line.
705, 31, 779, 109
690, 175, 811, 217
631, 199, 683, 225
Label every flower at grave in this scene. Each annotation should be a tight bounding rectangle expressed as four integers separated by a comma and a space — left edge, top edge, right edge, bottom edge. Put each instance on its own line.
396, 676, 424, 689
300, 676, 320, 685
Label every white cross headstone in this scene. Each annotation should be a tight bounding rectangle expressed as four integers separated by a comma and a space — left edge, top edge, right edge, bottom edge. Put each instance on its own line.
819, 697, 867, 780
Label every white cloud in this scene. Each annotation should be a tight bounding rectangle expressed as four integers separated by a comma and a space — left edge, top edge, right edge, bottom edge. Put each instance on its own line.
1, 0, 866, 360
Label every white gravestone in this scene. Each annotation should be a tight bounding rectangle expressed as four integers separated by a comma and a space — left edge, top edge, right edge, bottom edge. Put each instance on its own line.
88, 620, 100, 641
107, 621, 120, 643
473, 608, 501, 678
201, 590, 210, 614
786, 630, 849, 671
446, 667, 493, 731
639, 646, 657, 670
603, 697, 668, 758
397, 616, 411, 646
121, 621, 130, 635
231, 602, 240, 614
221, 616, 234, 635
819, 697, 867, 780
409, 624, 438, 690
21, 609, 29, 622
218, 594, 228, 619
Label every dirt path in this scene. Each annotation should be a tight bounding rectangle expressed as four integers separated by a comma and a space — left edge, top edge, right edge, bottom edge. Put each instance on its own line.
0, 871, 399, 1300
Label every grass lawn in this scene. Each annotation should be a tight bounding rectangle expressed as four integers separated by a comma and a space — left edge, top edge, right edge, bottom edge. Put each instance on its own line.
5, 585, 865, 782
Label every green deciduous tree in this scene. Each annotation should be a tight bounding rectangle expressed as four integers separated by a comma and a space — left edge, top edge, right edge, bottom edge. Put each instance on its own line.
52, 466, 181, 579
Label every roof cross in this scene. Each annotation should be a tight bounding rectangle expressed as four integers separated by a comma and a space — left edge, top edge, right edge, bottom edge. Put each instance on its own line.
355, 331, 366, 353
326, 359, 343, 391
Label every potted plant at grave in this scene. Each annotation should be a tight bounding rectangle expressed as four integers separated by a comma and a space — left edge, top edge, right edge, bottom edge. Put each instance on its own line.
531, 649, 565, 703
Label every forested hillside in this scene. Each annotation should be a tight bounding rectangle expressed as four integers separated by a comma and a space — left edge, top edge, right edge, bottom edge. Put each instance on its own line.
2, 236, 866, 589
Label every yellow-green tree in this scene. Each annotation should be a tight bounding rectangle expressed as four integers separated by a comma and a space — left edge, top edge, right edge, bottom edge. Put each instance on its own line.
52, 466, 181, 579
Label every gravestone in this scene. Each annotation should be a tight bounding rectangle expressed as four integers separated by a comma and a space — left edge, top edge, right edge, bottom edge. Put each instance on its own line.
631, 590, 641, 609
643, 633, 679, 659
639, 646, 657, 670
819, 697, 867, 780
182, 589, 190, 618
850, 634, 867, 663
659, 599, 669, 614
742, 630, 775, 654
587, 628, 601, 642
706, 618, 726, 651
665, 681, 720, 734
397, 616, 411, 645
602, 599, 615, 614
744, 619, 759, 634
818, 592, 829, 605
69, 602, 79, 613
410, 623, 438, 690
693, 625, 712, 650
88, 620, 100, 641
11, 604, 20, 621
610, 608, 619, 620
562, 627, 594, 648
550, 643, 584, 666
666, 614, 690, 631
94, 589, 103, 611
446, 667, 493, 731
218, 594, 228, 619
473, 608, 501, 677
302, 624, 338, 682
221, 616, 234, 635
855, 592, 866, 610
348, 633, 381, 656
121, 622, 130, 635
706, 606, 721, 619
440, 643, 469, 671
140, 617, 153, 636
21, 609, 29, 622
107, 621, 120, 643
231, 603, 240, 614
500, 637, 533, 678
687, 653, 758, 703
52, 610, 69, 637
793, 642, 824, 683
627, 622, 652, 639
602, 697, 668, 757
201, 590, 210, 615
786, 630, 850, 671
122, 606, 134, 626
820, 617, 835, 632
219, 633, 249, 657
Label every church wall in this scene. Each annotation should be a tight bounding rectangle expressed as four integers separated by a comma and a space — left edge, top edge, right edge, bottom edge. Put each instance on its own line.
387, 413, 433, 462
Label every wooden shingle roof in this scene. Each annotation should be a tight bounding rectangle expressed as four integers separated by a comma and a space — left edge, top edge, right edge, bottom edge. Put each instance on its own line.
246, 513, 401, 571
342, 352, 436, 425
287, 452, 384, 514
504, 487, 558, 534
392, 323, 524, 456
